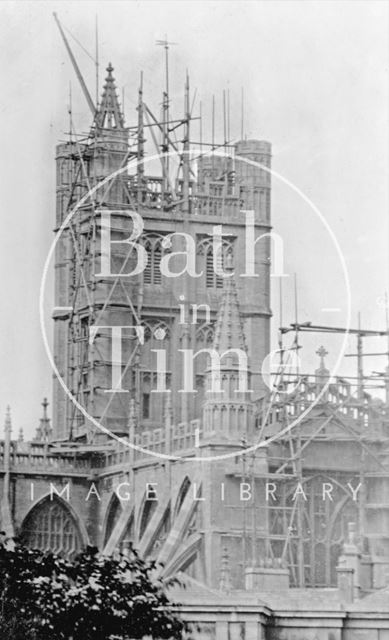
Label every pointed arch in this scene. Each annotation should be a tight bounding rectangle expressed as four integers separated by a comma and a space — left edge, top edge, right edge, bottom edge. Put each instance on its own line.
137, 490, 159, 541
174, 477, 191, 519
20, 494, 87, 559
103, 493, 123, 547
195, 322, 215, 348
163, 533, 202, 578
196, 236, 235, 289
284, 474, 359, 587
143, 233, 167, 285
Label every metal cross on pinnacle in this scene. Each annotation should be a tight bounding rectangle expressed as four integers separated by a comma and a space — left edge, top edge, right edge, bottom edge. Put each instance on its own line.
316, 345, 328, 368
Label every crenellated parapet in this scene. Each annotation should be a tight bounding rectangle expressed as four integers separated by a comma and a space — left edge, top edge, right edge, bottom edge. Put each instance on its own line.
0, 439, 92, 477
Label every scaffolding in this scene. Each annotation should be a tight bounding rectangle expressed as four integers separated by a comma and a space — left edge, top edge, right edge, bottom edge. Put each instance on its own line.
51, 15, 389, 589
243, 319, 389, 588
52, 14, 269, 444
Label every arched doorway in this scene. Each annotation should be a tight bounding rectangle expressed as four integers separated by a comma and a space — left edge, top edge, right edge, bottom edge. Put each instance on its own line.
21, 496, 83, 559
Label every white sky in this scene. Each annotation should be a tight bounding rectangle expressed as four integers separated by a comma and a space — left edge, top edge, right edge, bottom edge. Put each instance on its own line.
0, 0, 388, 438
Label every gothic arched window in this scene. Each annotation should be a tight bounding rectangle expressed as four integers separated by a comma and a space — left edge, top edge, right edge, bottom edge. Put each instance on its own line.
197, 236, 234, 289
139, 319, 171, 421
268, 475, 359, 588
195, 323, 215, 374
141, 320, 171, 366
196, 323, 215, 348
143, 234, 166, 285
194, 322, 215, 413
21, 496, 83, 559
300, 481, 358, 588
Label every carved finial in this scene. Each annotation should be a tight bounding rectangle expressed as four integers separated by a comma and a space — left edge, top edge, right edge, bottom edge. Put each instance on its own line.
316, 346, 328, 369
18, 428, 24, 443
128, 398, 136, 440
219, 547, 232, 593
164, 394, 172, 421
34, 398, 51, 442
4, 406, 12, 436
164, 395, 172, 455
42, 397, 49, 420
95, 62, 125, 129
315, 346, 330, 392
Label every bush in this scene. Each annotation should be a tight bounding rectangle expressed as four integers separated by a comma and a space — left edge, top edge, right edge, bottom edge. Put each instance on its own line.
0, 536, 186, 640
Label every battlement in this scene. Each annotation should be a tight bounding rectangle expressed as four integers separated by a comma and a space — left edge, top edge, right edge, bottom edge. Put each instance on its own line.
0, 440, 92, 477
0, 419, 205, 477
93, 419, 203, 472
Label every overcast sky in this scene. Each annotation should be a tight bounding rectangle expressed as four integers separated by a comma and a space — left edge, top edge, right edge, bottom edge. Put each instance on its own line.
0, 0, 388, 438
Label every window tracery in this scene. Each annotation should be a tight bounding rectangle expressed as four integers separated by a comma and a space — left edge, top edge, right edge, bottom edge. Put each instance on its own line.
197, 236, 234, 289
139, 319, 171, 420
268, 475, 359, 587
143, 233, 167, 285
21, 497, 83, 559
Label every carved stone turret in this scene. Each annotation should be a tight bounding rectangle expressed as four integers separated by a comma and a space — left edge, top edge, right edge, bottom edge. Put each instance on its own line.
203, 254, 254, 441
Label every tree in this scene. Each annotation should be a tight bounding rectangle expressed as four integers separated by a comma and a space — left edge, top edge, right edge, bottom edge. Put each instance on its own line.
0, 536, 186, 640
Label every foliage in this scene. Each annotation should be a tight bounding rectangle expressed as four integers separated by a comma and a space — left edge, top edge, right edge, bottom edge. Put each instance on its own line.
0, 535, 186, 640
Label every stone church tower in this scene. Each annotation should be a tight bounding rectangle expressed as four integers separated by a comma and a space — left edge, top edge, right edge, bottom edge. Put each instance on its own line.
53, 62, 272, 447
1, 58, 389, 616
